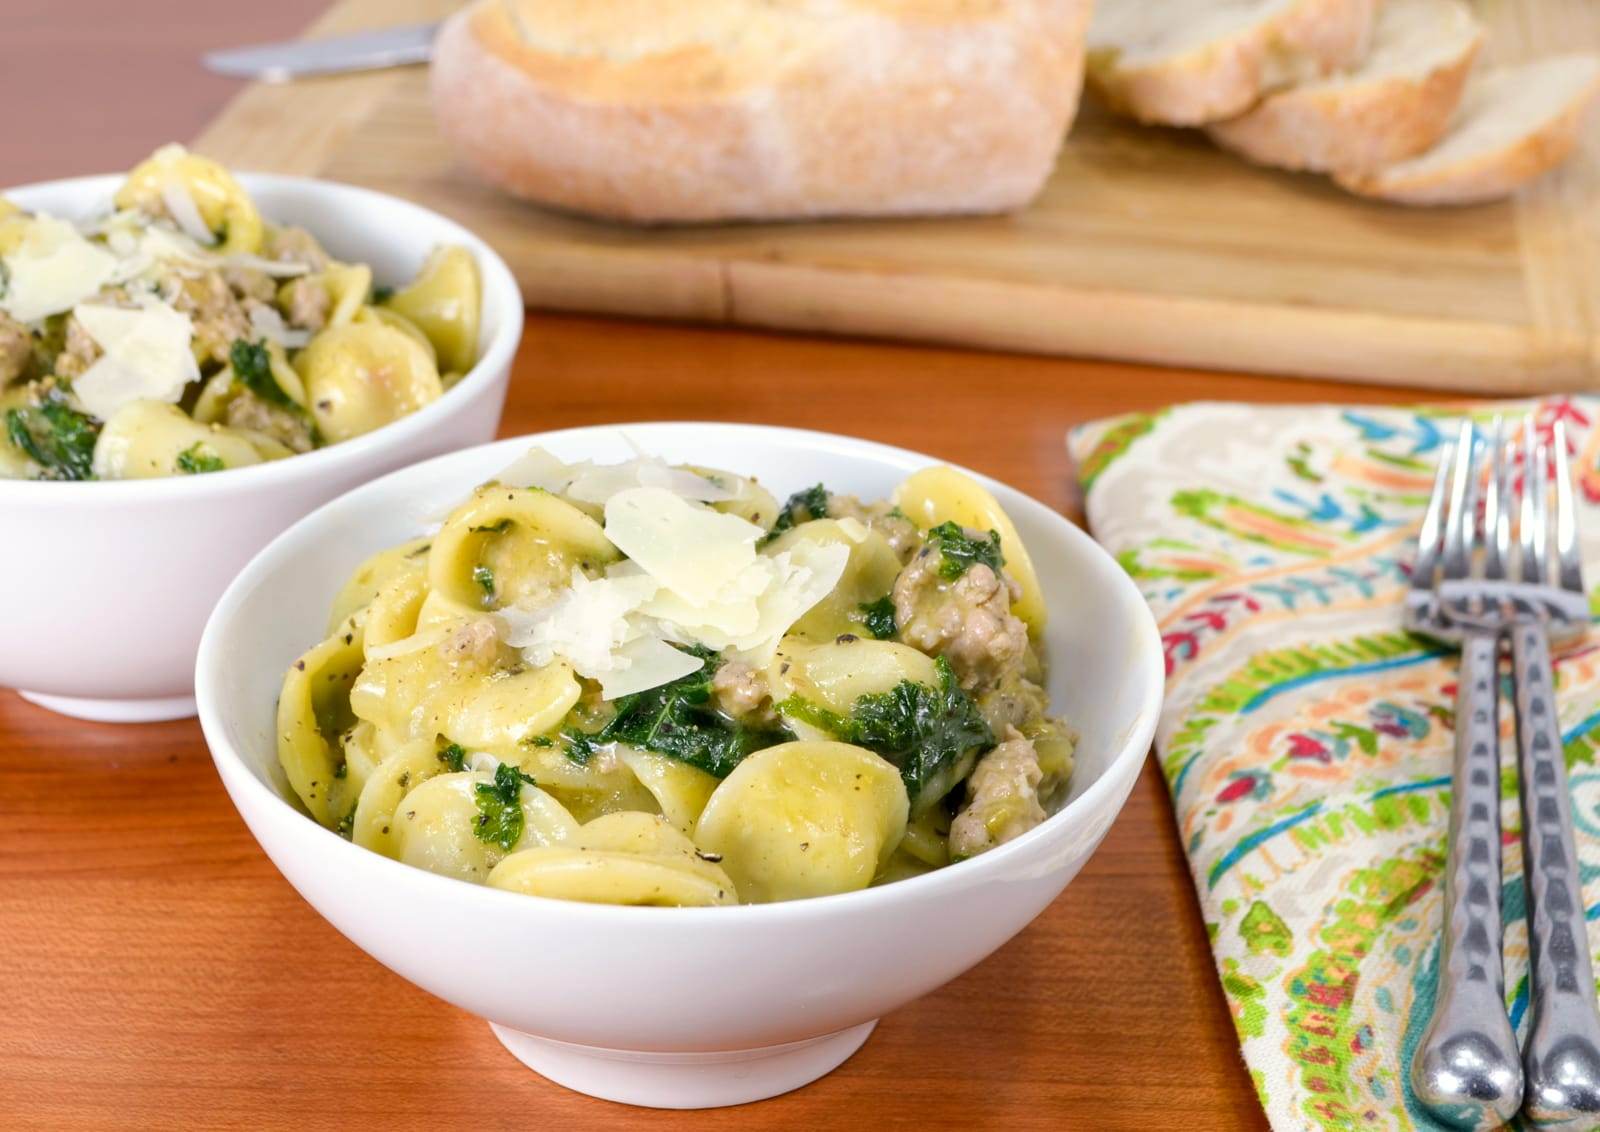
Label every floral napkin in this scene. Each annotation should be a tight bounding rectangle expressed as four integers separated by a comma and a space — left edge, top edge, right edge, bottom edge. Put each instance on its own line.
1069, 398, 1600, 1132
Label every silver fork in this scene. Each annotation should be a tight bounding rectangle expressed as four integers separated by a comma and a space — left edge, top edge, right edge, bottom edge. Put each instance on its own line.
1505, 419, 1600, 1129
1406, 419, 1522, 1131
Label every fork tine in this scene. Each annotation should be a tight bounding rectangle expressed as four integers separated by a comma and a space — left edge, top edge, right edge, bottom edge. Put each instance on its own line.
1442, 420, 1476, 580
1554, 418, 1584, 594
1484, 416, 1507, 580
1414, 432, 1455, 588
1521, 417, 1547, 585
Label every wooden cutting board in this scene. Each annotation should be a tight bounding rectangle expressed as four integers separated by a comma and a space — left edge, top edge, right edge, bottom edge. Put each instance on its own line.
193, 0, 1600, 393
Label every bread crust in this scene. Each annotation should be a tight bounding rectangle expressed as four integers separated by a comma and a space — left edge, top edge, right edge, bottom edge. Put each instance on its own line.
1207, 8, 1481, 174
1088, 0, 1378, 126
430, 0, 1092, 224
1336, 62, 1600, 205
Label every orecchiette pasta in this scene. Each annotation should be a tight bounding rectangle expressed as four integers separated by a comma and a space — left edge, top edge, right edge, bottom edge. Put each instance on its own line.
277, 450, 1075, 906
1, 144, 481, 481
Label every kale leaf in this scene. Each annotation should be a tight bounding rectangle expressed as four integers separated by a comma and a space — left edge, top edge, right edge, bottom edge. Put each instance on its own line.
472, 564, 496, 599
229, 338, 296, 409
860, 595, 897, 640
766, 483, 829, 540
175, 442, 224, 475
563, 646, 787, 778
437, 741, 468, 772
6, 398, 99, 480
928, 522, 1004, 581
775, 656, 992, 804
472, 762, 537, 850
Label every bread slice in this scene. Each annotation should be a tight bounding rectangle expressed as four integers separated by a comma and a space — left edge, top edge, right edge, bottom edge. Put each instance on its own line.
430, 0, 1094, 224
1086, 0, 1378, 126
1335, 55, 1600, 204
1207, 0, 1483, 174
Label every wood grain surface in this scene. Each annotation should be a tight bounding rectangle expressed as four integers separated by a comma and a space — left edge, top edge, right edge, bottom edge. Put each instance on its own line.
188, 0, 1600, 393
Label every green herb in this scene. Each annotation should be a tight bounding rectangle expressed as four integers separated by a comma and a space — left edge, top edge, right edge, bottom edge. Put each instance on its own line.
371, 284, 395, 304
471, 519, 512, 534
527, 735, 554, 748
775, 656, 992, 804
175, 442, 225, 475
860, 596, 897, 640
766, 483, 829, 540
562, 646, 787, 778
472, 564, 496, 599
472, 762, 537, 850
437, 742, 468, 772
336, 805, 357, 839
928, 522, 1004, 581
229, 338, 295, 409
5, 398, 99, 480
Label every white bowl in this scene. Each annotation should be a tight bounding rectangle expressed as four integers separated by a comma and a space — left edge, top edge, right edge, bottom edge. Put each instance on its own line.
0, 173, 523, 722
196, 423, 1163, 1109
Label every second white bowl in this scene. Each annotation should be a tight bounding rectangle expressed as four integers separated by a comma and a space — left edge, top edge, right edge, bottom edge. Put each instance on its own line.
196, 423, 1163, 1109
0, 173, 523, 722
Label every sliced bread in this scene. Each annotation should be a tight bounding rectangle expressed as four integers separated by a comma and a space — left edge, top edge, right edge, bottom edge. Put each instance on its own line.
1086, 0, 1378, 126
1207, 0, 1483, 174
430, 0, 1094, 224
1335, 54, 1600, 204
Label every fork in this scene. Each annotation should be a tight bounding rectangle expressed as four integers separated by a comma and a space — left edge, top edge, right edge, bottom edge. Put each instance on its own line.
1505, 420, 1600, 1129
1406, 419, 1522, 1131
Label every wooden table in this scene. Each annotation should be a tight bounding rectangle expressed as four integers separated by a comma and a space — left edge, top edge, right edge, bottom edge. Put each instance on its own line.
0, 6, 1432, 1129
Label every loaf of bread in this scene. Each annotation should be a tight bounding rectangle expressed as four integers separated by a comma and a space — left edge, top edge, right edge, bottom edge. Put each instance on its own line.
430, 0, 1093, 224
1206, 0, 1483, 175
1086, 0, 1378, 126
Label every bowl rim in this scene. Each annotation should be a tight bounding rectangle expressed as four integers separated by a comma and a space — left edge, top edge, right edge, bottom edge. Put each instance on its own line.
197, 421, 1165, 922
0, 171, 523, 501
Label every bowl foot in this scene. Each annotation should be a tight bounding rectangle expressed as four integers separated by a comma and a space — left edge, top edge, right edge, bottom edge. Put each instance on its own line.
488, 1019, 878, 1109
17, 690, 197, 723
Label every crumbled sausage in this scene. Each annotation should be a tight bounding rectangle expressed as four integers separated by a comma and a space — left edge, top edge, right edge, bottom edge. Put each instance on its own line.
949, 727, 1047, 860
711, 659, 776, 725
280, 275, 330, 332
223, 265, 278, 304
52, 313, 103, 380
892, 549, 1028, 693
222, 391, 314, 453
163, 269, 249, 366
827, 493, 922, 562
266, 226, 332, 272
439, 618, 501, 668
0, 311, 33, 384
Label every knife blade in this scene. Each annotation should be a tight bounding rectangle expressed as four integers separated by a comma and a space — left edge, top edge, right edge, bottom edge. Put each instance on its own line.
203, 22, 439, 82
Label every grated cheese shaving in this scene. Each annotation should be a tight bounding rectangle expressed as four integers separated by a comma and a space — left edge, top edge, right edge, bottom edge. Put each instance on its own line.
1, 216, 118, 323
71, 296, 200, 420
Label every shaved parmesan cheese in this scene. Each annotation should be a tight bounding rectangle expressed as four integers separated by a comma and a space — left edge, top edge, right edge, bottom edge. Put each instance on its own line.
71, 297, 199, 420
1, 216, 117, 323
498, 570, 659, 679
160, 181, 215, 246
605, 487, 762, 607
466, 750, 502, 774
599, 636, 706, 699
496, 446, 733, 505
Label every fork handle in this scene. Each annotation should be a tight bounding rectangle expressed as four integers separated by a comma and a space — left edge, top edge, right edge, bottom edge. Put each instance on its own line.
1512, 621, 1600, 1128
1412, 628, 1522, 1131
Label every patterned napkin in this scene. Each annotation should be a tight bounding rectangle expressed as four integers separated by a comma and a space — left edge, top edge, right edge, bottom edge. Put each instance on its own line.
1069, 398, 1600, 1132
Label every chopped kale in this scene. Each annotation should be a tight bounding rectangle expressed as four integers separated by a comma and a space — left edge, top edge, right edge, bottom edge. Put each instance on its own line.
860, 595, 897, 640
928, 521, 1004, 581
336, 805, 357, 839
472, 564, 496, 599
371, 284, 395, 304
437, 741, 468, 772
526, 735, 554, 748
562, 646, 787, 778
766, 483, 829, 540
775, 656, 992, 804
175, 442, 225, 475
6, 398, 99, 480
472, 762, 537, 850
471, 519, 512, 534
229, 338, 296, 409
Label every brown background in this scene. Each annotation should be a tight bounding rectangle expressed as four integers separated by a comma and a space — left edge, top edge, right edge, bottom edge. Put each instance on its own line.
0, 5, 1432, 1129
